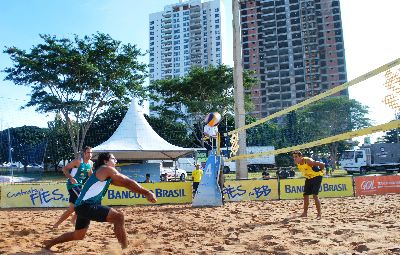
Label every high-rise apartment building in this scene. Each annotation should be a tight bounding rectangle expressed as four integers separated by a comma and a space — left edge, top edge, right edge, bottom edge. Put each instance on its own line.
240, 0, 348, 118
149, 0, 228, 83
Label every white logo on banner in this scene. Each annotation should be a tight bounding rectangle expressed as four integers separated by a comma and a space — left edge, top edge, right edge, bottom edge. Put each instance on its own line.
361, 180, 376, 191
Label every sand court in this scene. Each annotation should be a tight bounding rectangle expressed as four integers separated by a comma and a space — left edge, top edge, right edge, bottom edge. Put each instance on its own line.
1, 194, 400, 254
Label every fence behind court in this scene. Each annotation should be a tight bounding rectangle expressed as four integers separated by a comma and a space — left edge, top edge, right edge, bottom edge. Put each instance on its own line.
2, 174, 400, 208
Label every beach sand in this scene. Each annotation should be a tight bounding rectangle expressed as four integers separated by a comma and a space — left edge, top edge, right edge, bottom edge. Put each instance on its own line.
1, 194, 400, 255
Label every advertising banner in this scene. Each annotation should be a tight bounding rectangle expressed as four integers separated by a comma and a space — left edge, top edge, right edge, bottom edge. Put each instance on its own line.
103, 182, 192, 205
354, 175, 400, 196
280, 177, 354, 199
223, 179, 279, 201
1, 183, 69, 208
1, 182, 193, 208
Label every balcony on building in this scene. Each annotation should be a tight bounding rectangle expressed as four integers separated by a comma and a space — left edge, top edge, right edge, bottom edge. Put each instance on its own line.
190, 5, 201, 14
163, 23, 172, 29
162, 16, 172, 24
162, 12, 172, 18
190, 20, 201, 30
162, 33, 172, 40
190, 54, 202, 61
191, 42, 201, 50
162, 26, 172, 33
161, 55, 172, 62
190, 32, 201, 39
163, 44, 172, 50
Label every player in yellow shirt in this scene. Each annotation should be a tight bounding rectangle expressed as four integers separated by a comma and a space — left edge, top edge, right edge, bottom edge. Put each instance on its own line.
292, 150, 325, 219
192, 163, 203, 197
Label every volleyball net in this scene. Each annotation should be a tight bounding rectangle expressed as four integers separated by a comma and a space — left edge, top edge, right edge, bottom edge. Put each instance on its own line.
227, 57, 400, 162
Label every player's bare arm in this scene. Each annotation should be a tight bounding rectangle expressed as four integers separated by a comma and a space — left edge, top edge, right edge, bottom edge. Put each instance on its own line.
62, 159, 80, 184
97, 166, 157, 203
306, 158, 325, 170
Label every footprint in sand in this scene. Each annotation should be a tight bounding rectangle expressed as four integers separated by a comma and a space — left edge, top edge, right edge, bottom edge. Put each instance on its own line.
353, 244, 369, 253
301, 238, 320, 245
333, 229, 351, 235
288, 228, 303, 235
105, 242, 123, 255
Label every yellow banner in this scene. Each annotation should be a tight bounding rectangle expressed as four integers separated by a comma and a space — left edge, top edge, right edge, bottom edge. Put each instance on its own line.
223, 179, 279, 201
103, 182, 192, 205
0, 182, 193, 208
279, 177, 354, 200
0, 178, 355, 207
1, 183, 69, 208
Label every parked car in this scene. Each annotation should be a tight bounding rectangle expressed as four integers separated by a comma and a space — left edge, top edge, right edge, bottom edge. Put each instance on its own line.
160, 163, 187, 181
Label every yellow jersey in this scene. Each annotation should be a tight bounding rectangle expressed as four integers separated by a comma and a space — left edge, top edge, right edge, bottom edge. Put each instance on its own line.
296, 157, 324, 179
192, 169, 203, 183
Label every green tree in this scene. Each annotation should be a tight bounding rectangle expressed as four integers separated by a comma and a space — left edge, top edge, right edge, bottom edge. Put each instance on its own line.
5, 126, 47, 172
281, 111, 302, 147
245, 115, 280, 147
146, 114, 194, 148
3, 33, 147, 157
0, 130, 10, 164
295, 96, 371, 165
381, 112, 400, 143
45, 114, 73, 172
148, 65, 257, 147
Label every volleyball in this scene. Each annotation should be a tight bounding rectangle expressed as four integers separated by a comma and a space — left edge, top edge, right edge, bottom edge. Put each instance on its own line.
204, 112, 221, 127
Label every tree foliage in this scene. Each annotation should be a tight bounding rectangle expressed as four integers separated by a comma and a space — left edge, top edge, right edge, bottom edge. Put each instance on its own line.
146, 114, 194, 148
245, 115, 280, 147
3, 32, 147, 156
381, 112, 400, 143
291, 96, 371, 164
148, 65, 257, 146
0, 126, 47, 172
45, 114, 73, 172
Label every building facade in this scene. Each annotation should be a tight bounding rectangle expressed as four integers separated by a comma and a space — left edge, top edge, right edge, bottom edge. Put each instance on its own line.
149, 0, 228, 83
240, 0, 348, 118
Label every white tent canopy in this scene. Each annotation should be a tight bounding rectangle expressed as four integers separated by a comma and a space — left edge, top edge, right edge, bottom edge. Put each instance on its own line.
93, 99, 193, 160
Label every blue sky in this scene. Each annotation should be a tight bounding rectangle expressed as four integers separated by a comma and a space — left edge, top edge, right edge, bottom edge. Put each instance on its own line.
0, 0, 399, 131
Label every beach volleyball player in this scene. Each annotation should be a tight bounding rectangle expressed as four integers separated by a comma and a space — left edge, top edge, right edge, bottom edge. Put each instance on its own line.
44, 152, 157, 250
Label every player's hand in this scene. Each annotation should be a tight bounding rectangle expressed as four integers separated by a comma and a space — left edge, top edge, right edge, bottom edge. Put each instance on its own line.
70, 178, 77, 184
145, 191, 157, 203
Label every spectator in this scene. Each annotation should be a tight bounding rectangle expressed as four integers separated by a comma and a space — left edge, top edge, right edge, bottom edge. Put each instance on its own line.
144, 173, 153, 183
160, 173, 168, 182
192, 163, 203, 197
262, 171, 270, 180
322, 157, 330, 176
